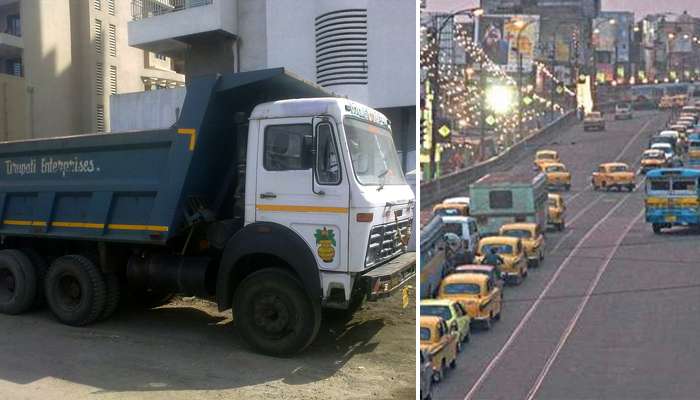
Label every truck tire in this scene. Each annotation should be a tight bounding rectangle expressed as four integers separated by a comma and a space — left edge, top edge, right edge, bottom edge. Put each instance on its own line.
0, 249, 37, 315
45, 255, 107, 326
99, 273, 121, 321
20, 248, 48, 309
233, 268, 321, 356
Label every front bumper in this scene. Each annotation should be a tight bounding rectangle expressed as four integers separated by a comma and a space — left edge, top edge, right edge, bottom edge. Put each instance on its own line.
362, 251, 415, 301
646, 209, 700, 226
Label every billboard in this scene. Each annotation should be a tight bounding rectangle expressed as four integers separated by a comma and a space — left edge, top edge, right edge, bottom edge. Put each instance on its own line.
478, 14, 540, 73
669, 35, 692, 53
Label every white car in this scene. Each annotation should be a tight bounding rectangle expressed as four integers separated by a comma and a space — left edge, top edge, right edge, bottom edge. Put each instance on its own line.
658, 130, 680, 140
440, 215, 480, 263
650, 143, 679, 166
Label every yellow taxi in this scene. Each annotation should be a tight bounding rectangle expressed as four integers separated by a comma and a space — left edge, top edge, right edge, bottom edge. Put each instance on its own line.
475, 236, 528, 285
533, 149, 560, 170
591, 162, 635, 192
640, 149, 667, 174
420, 315, 459, 382
540, 162, 572, 191
547, 193, 566, 231
420, 299, 471, 346
438, 272, 502, 329
499, 223, 545, 268
659, 96, 674, 109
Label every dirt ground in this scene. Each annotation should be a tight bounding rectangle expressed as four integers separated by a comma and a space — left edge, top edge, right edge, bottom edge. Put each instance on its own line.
0, 280, 415, 400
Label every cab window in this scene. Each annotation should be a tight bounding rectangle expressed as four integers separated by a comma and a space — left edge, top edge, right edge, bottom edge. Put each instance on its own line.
315, 123, 341, 185
263, 124, 312, 171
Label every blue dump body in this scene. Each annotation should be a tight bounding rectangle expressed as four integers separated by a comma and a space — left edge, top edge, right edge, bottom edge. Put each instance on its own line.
0, 69, 329, 245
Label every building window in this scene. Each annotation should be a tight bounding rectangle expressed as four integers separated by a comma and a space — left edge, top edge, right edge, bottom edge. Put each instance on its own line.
4, 59, 22, 77
109, 65, 117, 95
108, 0, 115, 15
96, 104, 105, 132
96, 63, 104, 95
109, 24, 117, 57
6, 15, 20, 37
315, 9, 369, 86
155, 53, 167, 61
95, 19, 102, 54
94, 0, 101, 11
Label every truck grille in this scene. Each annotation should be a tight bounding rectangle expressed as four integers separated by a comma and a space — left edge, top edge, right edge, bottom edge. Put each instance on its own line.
365, 218, 412, 268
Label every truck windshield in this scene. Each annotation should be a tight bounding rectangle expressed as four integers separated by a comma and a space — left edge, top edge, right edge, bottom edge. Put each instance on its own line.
344, 117, 406, 186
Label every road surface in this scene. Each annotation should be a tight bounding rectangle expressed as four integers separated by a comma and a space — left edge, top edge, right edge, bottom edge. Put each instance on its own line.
0, 281, 415, 400
433, 110, 700, 399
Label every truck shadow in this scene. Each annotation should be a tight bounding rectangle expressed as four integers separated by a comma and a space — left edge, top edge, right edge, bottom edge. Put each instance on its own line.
0, 303, 386, 393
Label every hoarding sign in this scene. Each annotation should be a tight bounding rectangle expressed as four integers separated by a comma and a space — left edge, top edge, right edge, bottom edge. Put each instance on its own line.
478, 14, 540, 73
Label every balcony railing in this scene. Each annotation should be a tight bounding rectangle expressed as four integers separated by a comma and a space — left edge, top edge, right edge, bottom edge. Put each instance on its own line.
131, 0, 213, 21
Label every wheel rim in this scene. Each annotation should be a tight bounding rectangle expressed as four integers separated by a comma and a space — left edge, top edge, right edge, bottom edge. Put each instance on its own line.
56, 274, 82, 310
252, 292, 293, 339
0, 268, 16, 302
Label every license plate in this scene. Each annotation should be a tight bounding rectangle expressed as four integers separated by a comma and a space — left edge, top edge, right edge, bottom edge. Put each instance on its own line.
665, 215, 677, 223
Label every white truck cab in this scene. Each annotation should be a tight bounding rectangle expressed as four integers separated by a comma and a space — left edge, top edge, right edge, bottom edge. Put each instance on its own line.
247, 98, 415, 309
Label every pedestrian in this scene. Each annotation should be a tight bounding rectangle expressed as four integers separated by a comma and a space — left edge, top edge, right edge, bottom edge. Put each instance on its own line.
481, 247, 504, 278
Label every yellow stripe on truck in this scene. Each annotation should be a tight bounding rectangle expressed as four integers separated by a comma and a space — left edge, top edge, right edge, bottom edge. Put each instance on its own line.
256, 204, 349, 214
2, 220, 168, 232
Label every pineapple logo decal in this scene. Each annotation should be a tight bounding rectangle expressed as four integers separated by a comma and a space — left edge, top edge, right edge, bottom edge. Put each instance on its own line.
314, 227, 336, 263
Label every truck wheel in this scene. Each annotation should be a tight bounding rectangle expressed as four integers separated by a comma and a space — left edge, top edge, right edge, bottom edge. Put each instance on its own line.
99, 273, 121, 321
45, 255, 107, 326
0, 249, 37, 315
20, 248, 48, 309
234, 268, 321, 356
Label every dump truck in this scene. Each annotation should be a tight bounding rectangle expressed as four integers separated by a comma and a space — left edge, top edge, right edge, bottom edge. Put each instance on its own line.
0, 69, 415, 356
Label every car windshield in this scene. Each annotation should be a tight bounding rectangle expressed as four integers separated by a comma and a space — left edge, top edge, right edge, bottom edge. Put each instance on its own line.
588, 112, 601, 118
617, 105, 630, 110
548, 198, 558, 207
690, 142, 700, 148
420, 327, 431, 341
443, 283, 481, 295
502, 229, 531, 239
546, 165, 565, 172
538, 153, 555, 160
610, 165, 628, 172
344, 117, 406, 186
421, 305, 453, 321
435, 207, 461, 216
644, 152, 664, 160
481, 244, 513, 254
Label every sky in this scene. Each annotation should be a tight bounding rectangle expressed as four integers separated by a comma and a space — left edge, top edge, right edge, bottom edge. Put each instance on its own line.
424, 0, 700, 20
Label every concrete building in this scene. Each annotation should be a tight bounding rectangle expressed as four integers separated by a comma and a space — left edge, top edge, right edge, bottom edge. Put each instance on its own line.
593, 11, 634, 83
0, 0, 183, 140
124, 0, 415, 170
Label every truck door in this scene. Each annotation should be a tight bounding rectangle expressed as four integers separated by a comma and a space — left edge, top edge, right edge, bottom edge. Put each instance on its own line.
255, 117, 350, 272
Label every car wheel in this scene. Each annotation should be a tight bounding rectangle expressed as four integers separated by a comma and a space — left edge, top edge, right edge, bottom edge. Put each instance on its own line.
627, 184, 635, 192
652, 224, 662, 234
433, 364, 444, 383
450, 356, 457, 369
0, 249, 38, 315
464, 331, 471, 343
483, 315, 492, 331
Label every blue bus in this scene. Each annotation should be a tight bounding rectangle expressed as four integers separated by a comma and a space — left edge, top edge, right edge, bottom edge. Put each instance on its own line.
645, 168, 700, 234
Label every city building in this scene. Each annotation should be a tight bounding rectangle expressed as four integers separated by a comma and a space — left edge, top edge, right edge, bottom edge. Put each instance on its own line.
123, 0, 415, 170
0, 0, 183, 141
592, 11, 634, 83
